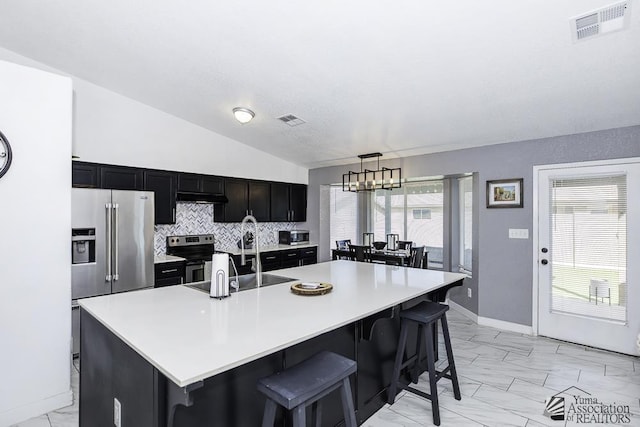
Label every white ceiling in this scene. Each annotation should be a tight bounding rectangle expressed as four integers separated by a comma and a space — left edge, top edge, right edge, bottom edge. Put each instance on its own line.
0, 1, 639, 169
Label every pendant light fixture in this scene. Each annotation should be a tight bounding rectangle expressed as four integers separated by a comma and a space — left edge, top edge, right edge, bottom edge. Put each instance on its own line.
233, 107, 255, 124
342, 152, 402, 192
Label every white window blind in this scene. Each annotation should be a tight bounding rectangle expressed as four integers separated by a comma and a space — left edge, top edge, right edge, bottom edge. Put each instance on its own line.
459, 176, 473, 273
371, 181, 444, 268
329, 185, 358, 255
550, 174, 627, 323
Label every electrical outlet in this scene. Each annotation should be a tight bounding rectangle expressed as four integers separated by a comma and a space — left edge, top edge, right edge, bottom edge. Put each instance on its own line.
114, 397, 121, 427
467, 288, 472, 298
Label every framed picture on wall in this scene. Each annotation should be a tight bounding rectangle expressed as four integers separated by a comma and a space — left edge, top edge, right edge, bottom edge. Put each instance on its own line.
486, 178, 523, 208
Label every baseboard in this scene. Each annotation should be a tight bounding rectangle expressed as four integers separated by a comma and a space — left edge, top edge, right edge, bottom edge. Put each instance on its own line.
448, 300, 478, 322
0, 389, 73, 426
478, 316, 534, 335
448, 300, 533, 335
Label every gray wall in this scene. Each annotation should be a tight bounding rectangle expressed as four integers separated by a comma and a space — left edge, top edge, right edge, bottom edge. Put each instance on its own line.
308, 125, 640, 327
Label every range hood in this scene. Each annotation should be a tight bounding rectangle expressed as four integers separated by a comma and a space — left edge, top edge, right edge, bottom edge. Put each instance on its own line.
176, 191, 228, 204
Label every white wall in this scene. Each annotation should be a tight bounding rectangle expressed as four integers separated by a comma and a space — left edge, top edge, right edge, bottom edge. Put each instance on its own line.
0, 46, 308, 184
0, 61, 73, 424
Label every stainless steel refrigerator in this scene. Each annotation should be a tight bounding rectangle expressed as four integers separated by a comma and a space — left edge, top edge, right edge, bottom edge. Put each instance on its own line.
71, 188, 155, 354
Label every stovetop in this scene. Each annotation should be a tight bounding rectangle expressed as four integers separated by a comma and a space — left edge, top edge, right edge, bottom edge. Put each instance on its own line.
166, 234, 215, 261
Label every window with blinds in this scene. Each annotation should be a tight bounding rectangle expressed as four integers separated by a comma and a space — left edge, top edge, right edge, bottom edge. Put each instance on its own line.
329, 185, 358, 255
549, 174, 627, 323
372, 180, 444, 268
459, 176, 473, 274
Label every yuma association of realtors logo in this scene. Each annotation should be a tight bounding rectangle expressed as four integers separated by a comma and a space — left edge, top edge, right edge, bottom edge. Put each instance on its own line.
544, 386, 632, 424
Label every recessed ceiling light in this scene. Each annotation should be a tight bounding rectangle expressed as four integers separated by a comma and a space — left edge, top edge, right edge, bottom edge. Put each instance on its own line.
233, 107, 255, 124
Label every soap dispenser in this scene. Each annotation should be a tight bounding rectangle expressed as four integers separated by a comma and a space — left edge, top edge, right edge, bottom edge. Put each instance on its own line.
210, 253, 230, 299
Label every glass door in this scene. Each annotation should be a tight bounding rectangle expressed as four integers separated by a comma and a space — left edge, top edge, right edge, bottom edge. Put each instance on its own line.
536, 160, 640, 355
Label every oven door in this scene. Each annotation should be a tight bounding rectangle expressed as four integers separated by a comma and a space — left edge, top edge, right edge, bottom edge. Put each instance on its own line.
185, 261, 205, 283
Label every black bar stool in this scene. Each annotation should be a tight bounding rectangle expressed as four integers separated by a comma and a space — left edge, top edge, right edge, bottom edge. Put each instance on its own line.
388, 301, 461, 426
257, 351, 357, 427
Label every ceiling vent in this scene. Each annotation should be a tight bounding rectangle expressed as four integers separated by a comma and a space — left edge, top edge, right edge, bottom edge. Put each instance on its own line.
571, 1, 631, 42
277, 114, 306, 127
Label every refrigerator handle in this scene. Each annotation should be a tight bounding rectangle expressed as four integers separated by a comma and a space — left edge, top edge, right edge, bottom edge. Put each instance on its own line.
113, 203, 119, 281
105, 203, 112, 282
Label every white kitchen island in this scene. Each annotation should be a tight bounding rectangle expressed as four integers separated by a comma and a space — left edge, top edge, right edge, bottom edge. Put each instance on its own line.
79, 260, 466, 427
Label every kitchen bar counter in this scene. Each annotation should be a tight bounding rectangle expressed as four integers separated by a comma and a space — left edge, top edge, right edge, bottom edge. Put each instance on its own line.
79, 260, 465, 426
215, 241, 317, 256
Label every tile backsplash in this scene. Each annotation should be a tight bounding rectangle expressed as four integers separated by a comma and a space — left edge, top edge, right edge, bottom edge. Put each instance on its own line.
154, 202, 298, 255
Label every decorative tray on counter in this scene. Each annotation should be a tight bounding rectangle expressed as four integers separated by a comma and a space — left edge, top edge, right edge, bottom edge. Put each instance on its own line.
291, 282, 333, 296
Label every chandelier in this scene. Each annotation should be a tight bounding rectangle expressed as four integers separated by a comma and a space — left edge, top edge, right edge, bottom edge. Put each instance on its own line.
342, 152, 402, 192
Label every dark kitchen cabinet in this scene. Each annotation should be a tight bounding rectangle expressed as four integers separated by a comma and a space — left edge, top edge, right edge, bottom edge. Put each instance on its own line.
290, 184, 307, 222
270, 182, 307, 222
72, 161, 99, 188
280, 248, 300, 269
177, 173, 200, 193
100, 165, 144, 190
260, 252, 281, 272
270, 182, 290, 222
154, 260, 185, 287
258, 246, 317, 272
299, 246, 318, 265
178, 173, 224, 194
219, 179, 270, 222
231, 254, 255, 276
144, 170, 177, 224
221, 179, 249, 222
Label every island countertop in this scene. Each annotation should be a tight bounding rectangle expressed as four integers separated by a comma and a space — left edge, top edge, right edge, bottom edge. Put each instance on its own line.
79, 260, 465, 387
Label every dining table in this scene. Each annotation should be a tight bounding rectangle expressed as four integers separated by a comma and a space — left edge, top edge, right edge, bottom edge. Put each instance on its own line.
332, 247, 428, 267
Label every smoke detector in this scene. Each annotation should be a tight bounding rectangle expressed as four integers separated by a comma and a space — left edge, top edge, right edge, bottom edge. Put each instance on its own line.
277, 114, 306, 127
571, 1, 631, 42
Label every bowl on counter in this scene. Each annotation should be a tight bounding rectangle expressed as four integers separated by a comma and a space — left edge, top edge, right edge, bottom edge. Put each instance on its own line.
372, 241, 387, 250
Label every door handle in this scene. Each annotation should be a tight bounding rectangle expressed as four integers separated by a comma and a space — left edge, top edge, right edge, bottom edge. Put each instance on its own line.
541, 248, 548, 253
113, 203, 119, 281
541, 259, 548, 265
105, 203, 112, 281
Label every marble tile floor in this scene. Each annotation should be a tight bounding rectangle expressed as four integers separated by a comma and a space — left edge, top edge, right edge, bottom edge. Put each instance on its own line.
14, 310, 640, 427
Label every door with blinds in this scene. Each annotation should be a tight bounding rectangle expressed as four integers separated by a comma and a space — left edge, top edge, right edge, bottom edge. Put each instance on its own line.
536, 159, 640, 355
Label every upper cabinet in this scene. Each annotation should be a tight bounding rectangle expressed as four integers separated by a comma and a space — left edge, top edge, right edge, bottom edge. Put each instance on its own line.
271, 182, 307, 222
72, 161, 306, 223
177, 173, 224, 194
100, 165, 144, 190
289, 184, 307, 222
219, 179, 270, 222
143, 170, 177, 224
72, 161, 99, 188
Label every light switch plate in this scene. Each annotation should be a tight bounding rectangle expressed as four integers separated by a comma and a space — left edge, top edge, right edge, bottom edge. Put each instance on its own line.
509, 228, 529, 239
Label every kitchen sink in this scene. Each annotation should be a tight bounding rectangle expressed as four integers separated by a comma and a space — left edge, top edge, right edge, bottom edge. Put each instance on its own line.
186, 273, 297, 294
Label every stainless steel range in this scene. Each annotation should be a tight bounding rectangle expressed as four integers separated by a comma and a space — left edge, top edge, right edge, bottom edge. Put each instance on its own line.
166, 234, 215, 283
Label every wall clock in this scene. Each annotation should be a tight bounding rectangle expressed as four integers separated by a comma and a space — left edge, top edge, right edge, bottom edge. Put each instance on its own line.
0, 130, 12, 179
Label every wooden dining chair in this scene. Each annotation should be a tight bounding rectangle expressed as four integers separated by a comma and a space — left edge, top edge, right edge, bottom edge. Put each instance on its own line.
409, 246, 425, 269
397, 241, 413, 251
348, 244, 372, 263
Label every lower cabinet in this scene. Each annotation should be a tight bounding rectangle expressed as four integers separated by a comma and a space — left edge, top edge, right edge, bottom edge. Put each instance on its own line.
154, 261, 185, 287
299, 247, 318, 266
258, 246, 318, 272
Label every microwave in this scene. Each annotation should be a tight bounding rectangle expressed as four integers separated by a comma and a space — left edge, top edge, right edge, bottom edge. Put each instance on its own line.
279, 230, 310, 245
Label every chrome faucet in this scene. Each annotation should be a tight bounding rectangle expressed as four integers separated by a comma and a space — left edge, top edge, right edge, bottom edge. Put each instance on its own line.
240, 214, 262, 287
